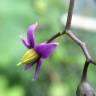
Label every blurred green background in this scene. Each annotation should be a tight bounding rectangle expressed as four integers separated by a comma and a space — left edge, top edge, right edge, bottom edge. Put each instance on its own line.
0, 0, 96, 96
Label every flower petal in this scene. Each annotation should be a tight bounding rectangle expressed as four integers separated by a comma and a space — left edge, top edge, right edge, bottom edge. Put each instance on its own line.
34, 59, 42, 80
27, 22, 38, 48
20, 35, 31, 49
35, 43, 59, 58
24, 63, 35, 71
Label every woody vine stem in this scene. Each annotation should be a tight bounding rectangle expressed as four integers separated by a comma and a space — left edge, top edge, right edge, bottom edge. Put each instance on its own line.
47, 0, 96, 81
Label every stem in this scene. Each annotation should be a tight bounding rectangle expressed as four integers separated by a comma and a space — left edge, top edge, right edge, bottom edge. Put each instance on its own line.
64, 0, 75, 31
81, 61, 89, 82
66, 30, 95, 64
47, 0, 75, 43
46, 0, 96, 65
47, 32, 63, 43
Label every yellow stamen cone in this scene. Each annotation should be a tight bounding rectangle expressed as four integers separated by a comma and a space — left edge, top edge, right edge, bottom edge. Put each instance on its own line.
21, 49, 40, 64
17, 62, 22, 67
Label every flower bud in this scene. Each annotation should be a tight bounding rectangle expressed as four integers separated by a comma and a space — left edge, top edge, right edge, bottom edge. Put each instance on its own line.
76, 81, 96, 96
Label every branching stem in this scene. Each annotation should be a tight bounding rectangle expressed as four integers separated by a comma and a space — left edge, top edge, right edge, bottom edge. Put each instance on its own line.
47, 0, 96, 65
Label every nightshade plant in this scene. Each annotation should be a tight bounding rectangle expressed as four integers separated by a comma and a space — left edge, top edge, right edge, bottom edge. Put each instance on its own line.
18, 0, 96, 95
17, 23, 59, 80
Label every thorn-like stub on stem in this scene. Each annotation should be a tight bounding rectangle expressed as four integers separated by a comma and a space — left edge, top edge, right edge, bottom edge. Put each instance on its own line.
65, 29, 70, 33
59, 32, 64, 35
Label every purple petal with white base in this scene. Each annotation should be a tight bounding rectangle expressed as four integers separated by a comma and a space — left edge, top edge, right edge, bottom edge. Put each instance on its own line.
20, 36, 31, 49
27, 22, 38, 48
24, 63, 34, 71
35, 43, 59, 58
34, 59, 42, 80
19, 22, 59, 80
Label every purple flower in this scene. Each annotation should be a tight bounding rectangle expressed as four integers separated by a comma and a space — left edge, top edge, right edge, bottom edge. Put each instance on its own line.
17, 22, 59, 80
